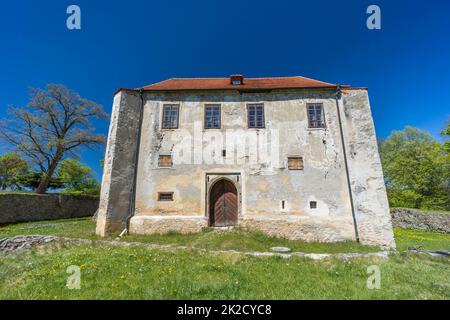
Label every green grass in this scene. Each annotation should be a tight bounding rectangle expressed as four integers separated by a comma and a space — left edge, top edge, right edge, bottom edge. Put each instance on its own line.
394, 228, 450, 251
0, 218, 379, 253
0, 218, 97, 240
0, 190, 39, 195
1, 218, 449, 299
2, 218, 450, 254
0, 244, 449, 299
124, 229, 382, 253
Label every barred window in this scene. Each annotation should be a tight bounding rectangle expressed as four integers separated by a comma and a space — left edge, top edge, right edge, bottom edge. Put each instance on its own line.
205, 105, 221, 129
158, 154, 172, 168
158, 192, 174, 201
307, 103, 326, 128
247, 104, 265, 128
162, 104, 179, 129
288, 156, 304, 170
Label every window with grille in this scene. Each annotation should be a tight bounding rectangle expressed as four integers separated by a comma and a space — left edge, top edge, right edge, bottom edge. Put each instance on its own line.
287, 156, 304, 170
247, 104, 265, 128
158, 192, 174, 201
307, 103, 326, 128
204, 105, 221, 129
162, 104, 179, 129
158, 154, 172, 168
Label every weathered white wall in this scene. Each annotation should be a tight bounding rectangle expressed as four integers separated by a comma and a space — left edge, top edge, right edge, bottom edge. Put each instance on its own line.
130, 89, 358, 243
340, 89, 395, 248
96, 91, 142, 236
98, 88, 395, 248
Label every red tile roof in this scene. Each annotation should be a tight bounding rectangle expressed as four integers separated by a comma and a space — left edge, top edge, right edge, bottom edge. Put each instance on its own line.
138, 76, 338, 92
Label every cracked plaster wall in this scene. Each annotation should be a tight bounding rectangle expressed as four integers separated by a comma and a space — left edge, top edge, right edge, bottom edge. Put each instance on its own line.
98, 88, 394, 247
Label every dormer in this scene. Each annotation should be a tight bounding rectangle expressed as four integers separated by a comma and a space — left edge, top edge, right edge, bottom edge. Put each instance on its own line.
230, 75, 244, 86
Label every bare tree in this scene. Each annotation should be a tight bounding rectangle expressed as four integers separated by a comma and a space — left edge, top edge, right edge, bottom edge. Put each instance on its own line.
0, 84, 107, 194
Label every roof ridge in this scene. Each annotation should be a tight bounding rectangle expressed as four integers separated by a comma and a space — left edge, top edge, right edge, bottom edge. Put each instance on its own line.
294, 75, 333, 83
150, 75, 333, 84
139, 75, 339, 91
170, 77, 226, 80
137, 78, 176, 89
245, 76, 302, 79
161, 76, 306, 80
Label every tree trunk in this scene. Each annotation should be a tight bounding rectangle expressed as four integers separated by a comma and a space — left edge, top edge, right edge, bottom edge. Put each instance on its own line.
36, 173, 51, 194
36, 155, 61, 194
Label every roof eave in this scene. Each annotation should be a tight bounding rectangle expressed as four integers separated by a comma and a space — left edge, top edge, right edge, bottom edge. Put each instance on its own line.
140, 85, 339, 92
115, 84, 355, 95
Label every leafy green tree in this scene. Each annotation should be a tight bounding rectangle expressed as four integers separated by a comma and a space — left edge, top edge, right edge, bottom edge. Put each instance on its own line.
0, 153, 28, 190
57, 158, 100, 195
0, 84, 106, 194
380, 126, 450, 210
14, 172, 65, 190
442, 123, 450, 153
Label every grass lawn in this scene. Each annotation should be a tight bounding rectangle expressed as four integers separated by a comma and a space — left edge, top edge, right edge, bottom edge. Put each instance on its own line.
0, 218, 381, 253
0, 218, 449, 299
2, 218, 450, 253
0, 243, 449, 299
394, 227, 450, 251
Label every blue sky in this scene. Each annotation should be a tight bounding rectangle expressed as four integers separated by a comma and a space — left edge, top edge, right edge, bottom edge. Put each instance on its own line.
1, 0, 449, 180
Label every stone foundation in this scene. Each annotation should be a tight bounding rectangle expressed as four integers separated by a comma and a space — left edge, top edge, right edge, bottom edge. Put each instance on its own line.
129, 215, 357, 243
129, 216, 208, 234
239, 216, 356, 242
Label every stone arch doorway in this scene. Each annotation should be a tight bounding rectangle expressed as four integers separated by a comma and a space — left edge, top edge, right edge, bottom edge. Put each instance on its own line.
209, 179, 238, 227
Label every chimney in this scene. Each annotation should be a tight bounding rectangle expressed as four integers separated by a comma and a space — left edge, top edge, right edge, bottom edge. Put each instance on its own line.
230, 75, 244, 85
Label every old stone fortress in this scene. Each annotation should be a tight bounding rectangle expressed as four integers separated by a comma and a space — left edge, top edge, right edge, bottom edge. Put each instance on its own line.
96, 75, 395, 248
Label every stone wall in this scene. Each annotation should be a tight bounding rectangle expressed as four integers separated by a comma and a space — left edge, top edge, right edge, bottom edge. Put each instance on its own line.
340, 89, 395, 248
391, 208, 450, 233
96, 90, 143, 236
0, 194, 99, 225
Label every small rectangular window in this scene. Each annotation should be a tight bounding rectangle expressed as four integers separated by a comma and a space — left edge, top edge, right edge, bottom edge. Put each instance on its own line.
310, 201, 317, 209
307, 103, 326, 128
247, 104, 265, 128
204, 105, 221, 129
158, 154, 172, 168
162, 104, 179, 129
158, 192, 174, 201
288, 156, 304, 170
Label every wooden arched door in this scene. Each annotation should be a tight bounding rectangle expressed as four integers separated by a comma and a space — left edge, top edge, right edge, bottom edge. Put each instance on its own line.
209, 179, 238, 227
